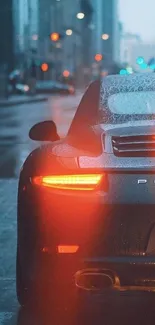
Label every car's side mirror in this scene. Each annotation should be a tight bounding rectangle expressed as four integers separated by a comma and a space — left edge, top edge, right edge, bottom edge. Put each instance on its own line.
29, 120, 60, 141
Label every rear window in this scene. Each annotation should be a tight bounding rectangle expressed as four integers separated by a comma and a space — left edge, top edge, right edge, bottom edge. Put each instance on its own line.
108, 91, 155, 115
99, 90, 155, 124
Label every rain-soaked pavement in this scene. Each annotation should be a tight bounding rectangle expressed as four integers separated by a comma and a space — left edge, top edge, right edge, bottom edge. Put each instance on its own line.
1, 93, 155, 324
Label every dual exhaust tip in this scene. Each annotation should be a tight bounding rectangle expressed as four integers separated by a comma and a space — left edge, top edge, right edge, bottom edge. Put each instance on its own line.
75, 269, 120, 291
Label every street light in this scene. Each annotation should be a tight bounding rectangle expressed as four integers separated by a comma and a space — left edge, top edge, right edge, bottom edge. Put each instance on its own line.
95, 54, 103, 62
63, 70, 70, 78
50, 32, 60, 41
126, 66, 133, 74
101, 34, 109, 40
119, 69, 127, 75
41, 63, 49, 72
136, 56, 144, 65
66, 29, 73, 36
76, 12, 85, 19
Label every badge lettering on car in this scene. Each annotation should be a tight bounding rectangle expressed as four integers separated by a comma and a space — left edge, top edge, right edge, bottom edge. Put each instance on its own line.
138, 179, 147, 184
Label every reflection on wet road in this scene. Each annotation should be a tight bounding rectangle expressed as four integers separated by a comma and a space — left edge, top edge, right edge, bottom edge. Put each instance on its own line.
1, 93, 155, 324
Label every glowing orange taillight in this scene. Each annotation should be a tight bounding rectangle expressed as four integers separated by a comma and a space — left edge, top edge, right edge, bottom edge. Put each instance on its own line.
32, 174, 103, 191
57, 245, 79, 254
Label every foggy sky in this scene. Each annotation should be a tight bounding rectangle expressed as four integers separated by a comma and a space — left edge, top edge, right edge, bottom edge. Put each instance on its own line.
119, 0, 155, 41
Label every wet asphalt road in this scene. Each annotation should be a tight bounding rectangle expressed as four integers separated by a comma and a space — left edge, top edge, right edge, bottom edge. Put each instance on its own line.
1, 94, 155, 324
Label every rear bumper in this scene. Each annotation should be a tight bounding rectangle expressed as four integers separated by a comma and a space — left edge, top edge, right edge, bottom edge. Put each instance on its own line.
18, 179, 155, 294
19, 183, 155, 265
25, 257, 155, 324
80, 256, 155, 291
30, 251, 155, 292
31, 199, 155, 257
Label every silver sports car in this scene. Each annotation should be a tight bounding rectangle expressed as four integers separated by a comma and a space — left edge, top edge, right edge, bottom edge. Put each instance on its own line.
17, 72, 155, 316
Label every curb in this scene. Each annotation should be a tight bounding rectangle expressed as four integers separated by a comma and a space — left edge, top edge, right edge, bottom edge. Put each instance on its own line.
0, 97, 48, 107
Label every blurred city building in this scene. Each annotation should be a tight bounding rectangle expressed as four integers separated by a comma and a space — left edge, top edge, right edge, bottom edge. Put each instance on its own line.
130, 43, 155, 72
120, 31, 155, 72
14, 0, 39, 68
91, 0, 120, 67
11, 0, 120, 84
37, 0, 120, 84
59, 0, 84, 85
38, 0, 94, 86
0, 0, 14, 71
118, 22, 123, 60
120, 32, 142, 67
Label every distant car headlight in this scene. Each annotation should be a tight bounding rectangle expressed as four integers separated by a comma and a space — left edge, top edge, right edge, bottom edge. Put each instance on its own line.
24, 85, 29, 92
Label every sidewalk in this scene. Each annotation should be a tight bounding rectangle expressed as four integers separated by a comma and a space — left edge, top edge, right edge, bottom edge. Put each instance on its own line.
0, 95, 48, 107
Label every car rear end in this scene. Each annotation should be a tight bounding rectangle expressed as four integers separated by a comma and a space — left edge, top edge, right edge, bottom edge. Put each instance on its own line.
18, 75, 155, 316
19, 128, 155, 308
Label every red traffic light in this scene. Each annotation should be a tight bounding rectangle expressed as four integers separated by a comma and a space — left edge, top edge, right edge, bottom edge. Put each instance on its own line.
41, 63, 49, 72
95, 54, 103, 62
50, 32, 60, 41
